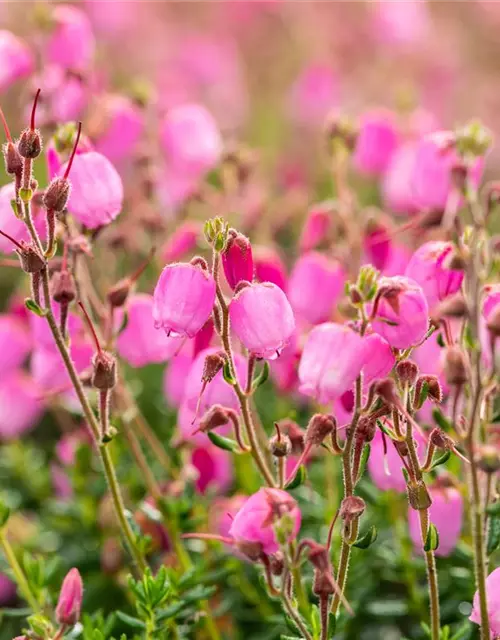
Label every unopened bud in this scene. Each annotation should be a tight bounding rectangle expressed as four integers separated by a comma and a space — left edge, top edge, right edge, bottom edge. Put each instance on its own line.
43, 177, 71, 213
305, 413, 336, 446
339, 495, 365, 522
278, 419, 305, 455
476, 445, 500, 474
92, 351, 117, 390
202, 351, 227, 383
269, 432, 291, 458
3, 141, 23, 175
222, 230, 254, 291
349, 286, 363, 306
107, 279, 131, 308
442, 247, 468, 271
396, 360, 419, 386
415, 375, 443, 407
198, 405, 231, 433
313, 570, 337, 596
394, 440, 409, 457
308, 542, 330, 572
18, 128, 42, 159
429, 428, 454, 451
56, 568, 83, 626
451, 161, 468, 192
374, 378, 400, 407
269, 551, 284, 576
443, 346, 469, 386
407, 480, 432, 510
17, 243, 46, 273
51, 270, 76, 304
356, 416, 376, 443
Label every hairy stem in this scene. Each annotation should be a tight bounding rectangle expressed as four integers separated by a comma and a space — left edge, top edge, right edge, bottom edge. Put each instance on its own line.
0, 529, 40, 612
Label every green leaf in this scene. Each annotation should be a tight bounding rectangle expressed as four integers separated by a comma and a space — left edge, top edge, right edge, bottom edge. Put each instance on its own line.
487, 501, 500, 516
10, 199, 22, 219
280, 636, 303, 640
25, 298, 47, 317
432, 408, 451, 432
115, 612, 146, 630
285, 465, 307, 490
430, 450, 451, 470
207, 431, 240, 453
358, 443, 371, 478
424, 523, 440, 552
353, 525, 378, 549
251, 361, 270, 391
487, 514, 500, 555
0, 501, 10, 527
222, 360, 236, 386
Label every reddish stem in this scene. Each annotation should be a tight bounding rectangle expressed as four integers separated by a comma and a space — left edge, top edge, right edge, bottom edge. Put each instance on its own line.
129, 247, 156, 284
31, 88, 41, 131
181, 533, 233, 545
0, 228, 24, 251
78, 300, 103, 355
0, 106, 12, 143
64, 122, 82, 180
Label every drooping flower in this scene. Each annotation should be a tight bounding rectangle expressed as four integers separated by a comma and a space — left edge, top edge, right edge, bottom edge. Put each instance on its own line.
61, 151, 124, 229
56, 568, 83, 626
298, 323, 364, 404
229, 488, 301, 555
405, 241, 464, 310
288, 252, 345, 326
382, 143, 419, 216
46, 4, 95, 71
163, 349, 194, 409
408, 483, 463, 557
229, 282, 295, 359
153, 262, 216, 338
222, 231, 254, 290
470, 567, 500, 636
353, 109, 399, 177
0, 31, 34, 92
191, 444, 233, 495
117, 294, 182, 367
371, 276, 429, 349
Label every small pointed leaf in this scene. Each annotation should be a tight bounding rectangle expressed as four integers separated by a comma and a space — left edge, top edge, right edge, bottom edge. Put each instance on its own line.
25, 298, 47, 317
424, 523, 440, 552
285, 465, 307, 490
353, 525, 378, 549
207, 431, 240, 453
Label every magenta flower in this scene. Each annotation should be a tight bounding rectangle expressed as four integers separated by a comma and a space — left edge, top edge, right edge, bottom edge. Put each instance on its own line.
222, 232, 254, 290
288, 252, 345, 326
253, 246, 288, 292
191, 444, 233, 495
61, 151, 124, 229
408, 484, 463, 557
0, 573, 16, 606
0, 31, 33, 92
382, 143, 419, 216
353, 109, 399, 177
298, 323, 364, 403
160, 103, 222, 180
161, 222, 200, 263
153, 262, 216, 338
210, 496, 248, 540
362, 218, 392, 272
371, 276, 429, 349
56, 567, 83, 626
470, 567, 500, 636
0, 313, 31, 378
288, 63, 339, 128
117, 294, 182, 367
299, 203, 333, 253
405, 241, 464, 310
362, 332, 395, 387
229, 488, 301, 555
94, 94, 144, 163
0, 372, 44, 439
46, 4, 95, 71
163, 349, 194, 409
229, 282, 295, 360
371, 0, 430, 50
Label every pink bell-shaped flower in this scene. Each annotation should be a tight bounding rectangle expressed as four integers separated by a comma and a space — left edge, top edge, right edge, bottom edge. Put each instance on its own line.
0, 183, 45, 252
362, 332, 395, 386
229, 488, 301, 555
298, 323, 364, 403
470, 567, 500, 636
222, 231, 254, 290
353, 109, 400, 177
371, 276, 429, 349
408, 483, 463, 557
0, 31, 34, 92
46, 5, 95, 71
229, 282, 295, 359
56, 567, 83, 626
163, 349, 193, 409
288, 252, 345, 326
160, 103, 222, 181
117, 294, 182, 367
161, 222, 200, 263
153, 262, 216, 338
299, 203, 333, 253
61, 151, 124, 229
405, 241, 464, 310
287, 63, 339, 128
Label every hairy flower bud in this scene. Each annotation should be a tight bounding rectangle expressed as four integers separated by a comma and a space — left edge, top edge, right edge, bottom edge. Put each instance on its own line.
92, 351, 117, 390
198, 405, 231, 433
17, 242, 46, 273
415, 374, 443, 406
51, 269, 76, 304
407, 480, 432, 511
476, 445, 500, 474
443, 346, 469, 386
277, 419, 305, 455
429, 428, 454, 451
305, 413, 336, 446
396, 360, 419, 386
18, 128, 42, 159
3, 141, 23, 176
222, 230, 254, 291
202, 351, 227, 384
43, 176, 71, 213
340, 495, 366, 522
269, 432, 291, 458
55, 568, 83, 626
313, 570, 337, 596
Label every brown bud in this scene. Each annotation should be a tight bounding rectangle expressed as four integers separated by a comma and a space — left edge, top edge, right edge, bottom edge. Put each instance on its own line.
429, 428, 454, 451
202, 351, 227, 383
305, 413, 336, 446
374, 378, 400, 407
198, 405, 231, 433
43, 177, 71, 213
18, 128, 42, 159
356, 416, 377, 443
236, 540, 263, 562
486, 305, 500, 338
107, 279, 130, 308
269, 433, 291, 458
394, 440, 409, 457
396, 360, 419, 386
415, 375, 443, 405
349, 286, 363, 306
269, 551, 284, 576
17, 243, 46, 273
92, 351, 117, 390
434, 293, 467, 320
3, 141, 23, 175
407, 480, 432, 511
339, 495, 366, 522
313, 570, 337, 596
442, 248, 468, 271
443, 346, 469, 386
308, 542, 330, 572
277, 419, 305, 455
51, 270, 76, 304
476, 444, 500, 474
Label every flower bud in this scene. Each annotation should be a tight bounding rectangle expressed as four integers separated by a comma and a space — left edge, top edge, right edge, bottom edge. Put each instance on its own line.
55, 567, 83, 626
17, 242, 46, 273
396, 360, 419, 386
313, 570, 337, 596
269, 432, 291, 458
92, 351, 117, 390
415, 374, 443, 406
43, 176, 71, 213
340, 495, 366, 522
355, 416, 377, 443
198, 405, 231, 433
18, 128, 42, 159
308, 542, 330, 572
434, 293, 467, 320
394, 440, 409, 457
222, 230, 254, 291
374, 378, 400, 407
407, 480, 432, 511
277, 419, 305, 455
443, 346, 469, 386
476, 445, 500, 474
3, 141, 23, 176
269, 551, 284, 576
202, 351, 227, 384
51, 269, 76, 304
305, 413, 336, 446
429, 428, 454, 451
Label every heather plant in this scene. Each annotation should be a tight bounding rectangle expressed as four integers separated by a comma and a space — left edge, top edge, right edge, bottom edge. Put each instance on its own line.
0, 3, 499, 640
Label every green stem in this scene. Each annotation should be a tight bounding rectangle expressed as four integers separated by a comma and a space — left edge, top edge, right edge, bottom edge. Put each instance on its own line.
0, 529, 40, 612
418, 509, 440, 640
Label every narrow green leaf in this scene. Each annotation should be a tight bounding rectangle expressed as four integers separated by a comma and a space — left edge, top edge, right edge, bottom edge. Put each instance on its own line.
430, 450, 451, 470
251, 361, 270, 391
353, 525, 378, 549
487, 501, 500, 516
432, 408, 451, 432
25, 298, 47, 317
285, 465, 307, 490
207, 431, 240, 453
115, 612, 146, 630
424, 523, 440, 552
358, 443, 371, 478
10, 199, 22, 219
222, 360, 236, 386
487, 514, 500, 555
